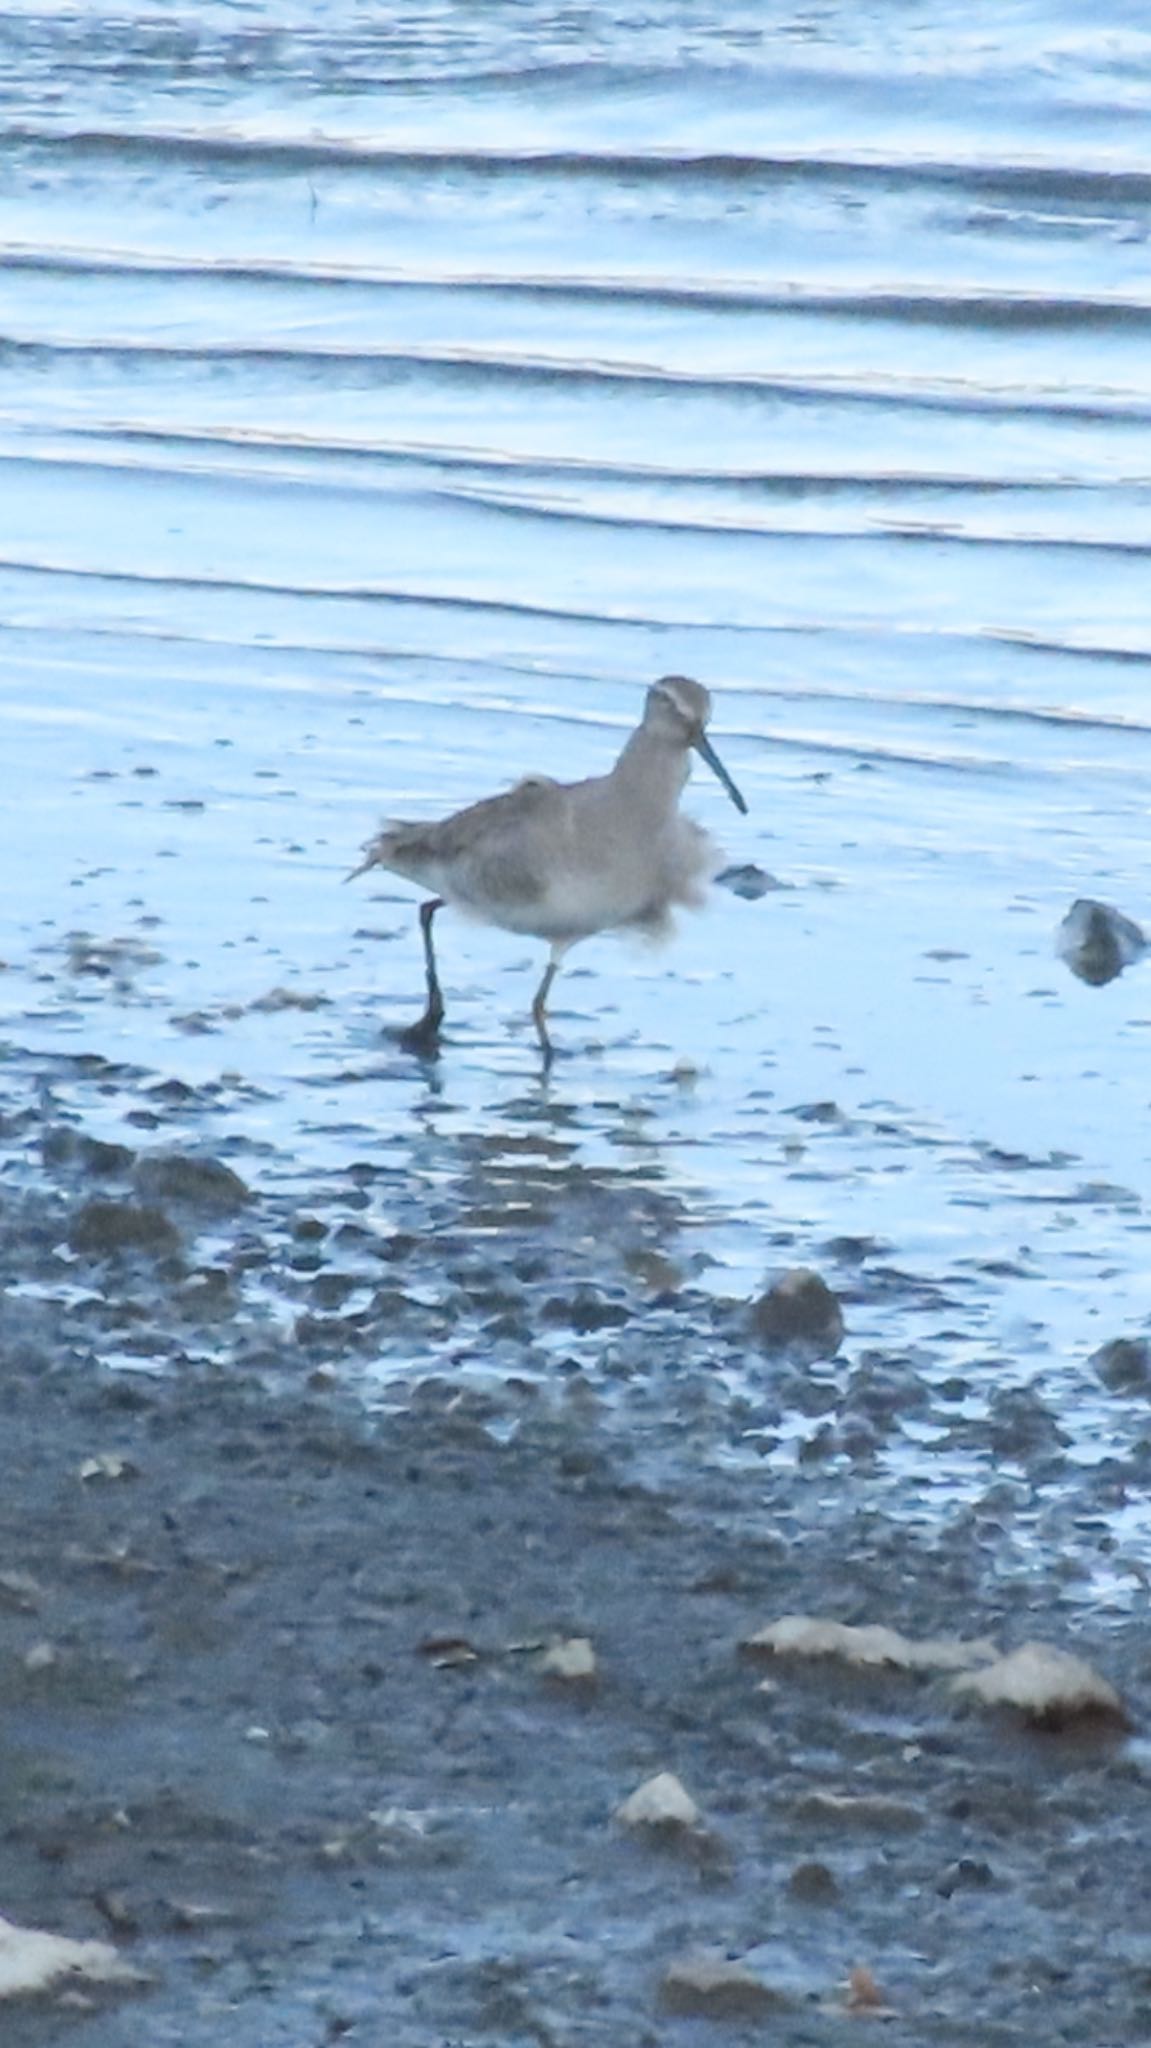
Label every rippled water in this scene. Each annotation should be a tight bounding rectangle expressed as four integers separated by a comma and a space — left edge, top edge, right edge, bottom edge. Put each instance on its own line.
4, 1, 1151, 1521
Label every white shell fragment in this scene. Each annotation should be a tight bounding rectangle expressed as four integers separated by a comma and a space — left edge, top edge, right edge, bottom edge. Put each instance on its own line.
0, 1915, 145, 2001
744, 1615, 999, 1673
540, 1637, 597, 1682
952, 1642, 1128, 1725
78, 1453, 136, 1483
659, 1951, 787, 2018
616, 1771, 702, 1832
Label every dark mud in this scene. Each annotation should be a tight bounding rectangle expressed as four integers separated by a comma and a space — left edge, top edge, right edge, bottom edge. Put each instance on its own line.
2, 1055, 1151, 2046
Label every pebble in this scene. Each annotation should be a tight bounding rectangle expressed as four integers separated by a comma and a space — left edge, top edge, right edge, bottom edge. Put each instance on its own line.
751, 1268, 844, 1359
1092, 1337, 1151, 1394
1057, 898, 1146, 986
659, 1953, 790, 2020
68, 1199, 179, 1257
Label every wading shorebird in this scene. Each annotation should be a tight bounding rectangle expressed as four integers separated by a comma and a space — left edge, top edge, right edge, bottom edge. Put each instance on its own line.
348, 674, 747, 1063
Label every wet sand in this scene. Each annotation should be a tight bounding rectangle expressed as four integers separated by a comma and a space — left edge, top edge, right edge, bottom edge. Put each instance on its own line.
2, 1058, 1149, 2046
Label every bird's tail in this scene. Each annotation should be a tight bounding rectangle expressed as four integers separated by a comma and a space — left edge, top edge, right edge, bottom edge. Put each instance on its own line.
344, 846, 377, 884
344, 820, 418, 884
344, 830, 390, 884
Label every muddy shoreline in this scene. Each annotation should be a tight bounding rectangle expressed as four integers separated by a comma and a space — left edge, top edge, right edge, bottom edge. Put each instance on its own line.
1, 1057, 1149, 2046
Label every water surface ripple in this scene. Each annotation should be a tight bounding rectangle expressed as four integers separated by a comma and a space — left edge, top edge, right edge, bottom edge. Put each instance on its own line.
3, 0, 1151, 1576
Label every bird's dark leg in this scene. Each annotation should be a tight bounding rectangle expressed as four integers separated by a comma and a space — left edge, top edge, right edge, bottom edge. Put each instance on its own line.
530, 954, 560, 1067
397, 897, 445, 1055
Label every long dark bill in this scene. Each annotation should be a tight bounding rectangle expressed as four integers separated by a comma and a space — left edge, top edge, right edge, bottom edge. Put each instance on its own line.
694, 731, 748, 815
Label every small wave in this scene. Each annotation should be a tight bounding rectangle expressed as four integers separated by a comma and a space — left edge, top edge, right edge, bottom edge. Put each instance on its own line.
7, 244, 1151, 334
740, 680, 1151, 737
423, 481, 1151, 562
12, 417, 1077, 495
8, 121, 1151, 205
6, 554, 1148, 674
2, 333, 1149, 426
0, 552, 673, 631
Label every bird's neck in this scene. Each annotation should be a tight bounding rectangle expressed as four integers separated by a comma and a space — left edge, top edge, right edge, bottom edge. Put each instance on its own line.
612, 726, 690, 815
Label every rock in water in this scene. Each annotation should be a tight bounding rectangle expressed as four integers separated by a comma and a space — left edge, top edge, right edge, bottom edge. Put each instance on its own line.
134, 1152, 251, 1214
68, 1199, 179, 1257
659, 1954, 789, 2019
751, 1268, 844, 1359
1057, 898, 1146, 986
1091, 1337, 1151, 1394
714, 862, 781, 901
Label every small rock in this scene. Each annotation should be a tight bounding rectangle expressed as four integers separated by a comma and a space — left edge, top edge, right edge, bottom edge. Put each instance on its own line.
0, 1914, 146, 1999
1057, 898, 1146, 986
791, 1791, 923, 1833
540, 1290, 630, 1334
937, 1857, 997, 1898
42, 1128, 135, 1177
540, 1637, 597, 1685
78, 1454, 136, 1484
986, 1384, 1067, 1460
293, 1215, 329, 1242
714, 862, 783, 901
616, 1771, 701, 1834
952, 1641, 1129, 1728
659, 1953, 790, 2020
23, 1642, 59, 1673
134, 1152, 251, 1214
788, 1859, 839, 1904
843, 1965, 894, 2016
751, 1268, 844, 1359
248, 986, 329, 1013
1092, 1337, 1151, 1394
68, 1200, 179, 1257
744, 1613, 998, 1674
0, 1572, 42, 1613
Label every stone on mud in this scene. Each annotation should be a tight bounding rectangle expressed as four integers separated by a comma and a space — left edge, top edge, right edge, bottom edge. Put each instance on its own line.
1057, 898, 1146, 986
792, 1790, 923, 1833
1092, 1337, 1151, 1394
68, 1198, 179, 1257
751, 1268, 844, 1359
659, 1952, 790, 2019
616, 1771, 701, 1834
42, 1126, 136, 1177
540, 1637, 597, 1684
788, 1859, 839, 1904
743, 1614, 998, 1674
134, 1151, 252, 1214
713, 861, 782, 900
0, 1913, 146, 2000
952, 1642, 1129, 1728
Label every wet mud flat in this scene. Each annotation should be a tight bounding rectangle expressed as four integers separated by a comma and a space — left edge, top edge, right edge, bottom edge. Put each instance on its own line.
1, 1058, 1150, 2046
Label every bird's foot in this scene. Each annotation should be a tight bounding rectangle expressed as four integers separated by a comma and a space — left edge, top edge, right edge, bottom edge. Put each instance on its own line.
392, 1013, 444, 1059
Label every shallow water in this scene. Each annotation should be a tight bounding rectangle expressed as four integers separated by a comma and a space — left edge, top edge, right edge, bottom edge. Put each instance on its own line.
3, 1, 1151, 1553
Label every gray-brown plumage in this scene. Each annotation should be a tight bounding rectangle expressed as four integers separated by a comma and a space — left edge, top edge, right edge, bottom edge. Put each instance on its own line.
349, 674, 747, 1062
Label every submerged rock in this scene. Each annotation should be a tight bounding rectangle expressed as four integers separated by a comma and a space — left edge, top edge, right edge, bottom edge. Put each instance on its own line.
751, 1268, 844, 1359
68, 1199, 179, 1257
134, 1152, 251, 1214
788, 1860, 839, 1904
42, 1126, 136, 1177
714, 862, 782, 901
1057, 898, 1146, 986
1092, 1336, 1151, 1394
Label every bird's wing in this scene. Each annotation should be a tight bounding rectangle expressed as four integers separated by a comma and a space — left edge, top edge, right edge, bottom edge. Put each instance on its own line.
351, 776, 567, 900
